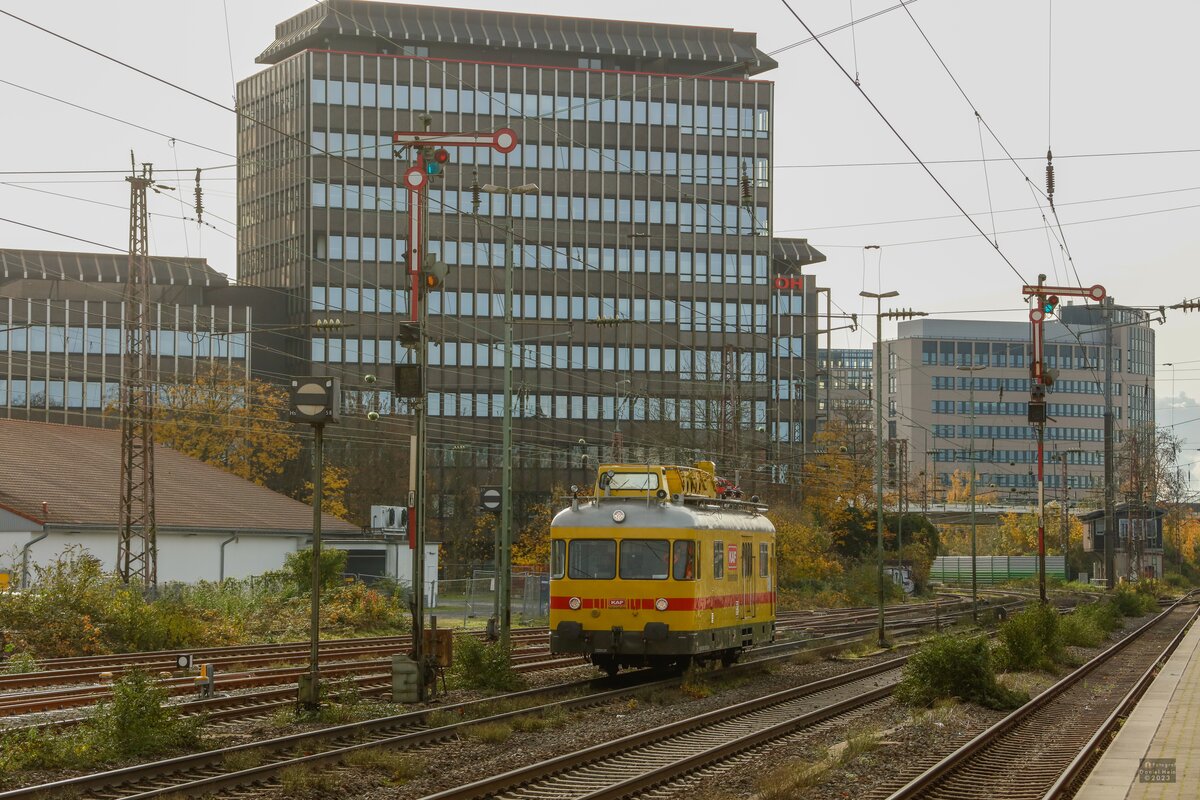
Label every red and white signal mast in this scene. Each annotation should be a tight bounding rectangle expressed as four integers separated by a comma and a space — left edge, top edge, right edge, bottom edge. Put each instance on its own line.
390, 125, 517, 695
393, 127, 517, 321
1022, 275, 1106, 602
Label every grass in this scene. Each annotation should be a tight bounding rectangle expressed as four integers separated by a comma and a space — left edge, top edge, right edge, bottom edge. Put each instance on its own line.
221, 749, 265, 772
679, 666, 713, 699
462, 721, 512, 743
278, 764, 342, 796
343, 750, 423, 783
839, 634, 890, 659
425, 709, 463, 728
755, 758, 830, 799
910, 698, 961, 729
509, 706, 569, 733
836, 726, 883, 765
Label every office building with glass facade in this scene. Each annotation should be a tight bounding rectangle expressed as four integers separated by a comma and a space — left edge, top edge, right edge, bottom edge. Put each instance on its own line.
884, 307, 1155, 504
239, 1, 824, 491
0, 249, 286, 426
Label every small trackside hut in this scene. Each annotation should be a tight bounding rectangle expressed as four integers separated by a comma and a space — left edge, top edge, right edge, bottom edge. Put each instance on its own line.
549, 461, 776, 675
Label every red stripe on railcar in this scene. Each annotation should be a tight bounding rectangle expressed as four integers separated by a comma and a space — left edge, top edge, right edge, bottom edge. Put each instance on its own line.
550, 592, 775, 611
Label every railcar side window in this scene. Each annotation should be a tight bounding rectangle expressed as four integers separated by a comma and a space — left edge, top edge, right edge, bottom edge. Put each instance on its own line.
759, 542, 769, 577
568, 539, 616, 579
713, 540, 725, 579
672, 540, 696, 580
619, 539, 670, 580
551, 539, 566, 579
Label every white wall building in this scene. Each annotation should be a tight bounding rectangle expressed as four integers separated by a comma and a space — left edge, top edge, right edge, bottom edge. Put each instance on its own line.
0, 418, 420, 587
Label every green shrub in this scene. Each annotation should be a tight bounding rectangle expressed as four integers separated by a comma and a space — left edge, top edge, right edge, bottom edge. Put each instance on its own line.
894, 633, 1026, 710
0, 670, 202, 774
448, 636, 525, 692
1163, 572, 1189, 590
0, 649, 39, 675
1113, 584, 1159, 617
843, 562, 904, 607
1058, 612, 1106, 648
90, 670, 203, 758
276, 547, 349, 596
1076, 600, 1124, 634
995, 603, 1062, 672
0, 547, 410, 660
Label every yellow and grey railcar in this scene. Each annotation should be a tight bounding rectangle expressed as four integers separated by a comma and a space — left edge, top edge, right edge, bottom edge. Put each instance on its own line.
549, 462, 776, 674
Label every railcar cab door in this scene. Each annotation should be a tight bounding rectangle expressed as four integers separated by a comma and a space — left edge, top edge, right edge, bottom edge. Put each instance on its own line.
742, 539, 755, 618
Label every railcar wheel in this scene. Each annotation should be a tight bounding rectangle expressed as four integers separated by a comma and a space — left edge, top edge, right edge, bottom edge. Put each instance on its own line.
720, 649, 740, 667
592, 655, 619, 677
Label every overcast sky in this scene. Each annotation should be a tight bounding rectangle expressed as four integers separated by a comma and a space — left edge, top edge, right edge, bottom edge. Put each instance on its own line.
2, 1, 1198, 480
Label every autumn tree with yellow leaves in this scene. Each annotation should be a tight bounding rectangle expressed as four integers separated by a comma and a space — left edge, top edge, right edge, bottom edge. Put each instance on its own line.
510, 487, 568, 570
154, 365, 300, 486
800, 409, 876, 530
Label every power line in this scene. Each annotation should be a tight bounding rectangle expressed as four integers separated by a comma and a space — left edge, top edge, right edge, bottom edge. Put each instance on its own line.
775, 0, 1028, 285
0, 216, 125, 252
810, 201, 1200, 249
773, 147, 1200, 169
0, 78, 231, 158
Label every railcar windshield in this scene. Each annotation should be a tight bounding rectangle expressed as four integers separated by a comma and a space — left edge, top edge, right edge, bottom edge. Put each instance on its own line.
601, 472, 660, 491
619, 539, 669, 580
568, 539, 616, 579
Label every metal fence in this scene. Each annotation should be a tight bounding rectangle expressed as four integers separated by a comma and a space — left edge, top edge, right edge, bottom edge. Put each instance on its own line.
430, 571, 549, 627
931, 555, 1067, 586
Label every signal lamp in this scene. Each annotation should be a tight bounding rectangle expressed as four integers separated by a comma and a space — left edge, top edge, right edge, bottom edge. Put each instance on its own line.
423, 147, 451, 176
1042, 294, 1060, 315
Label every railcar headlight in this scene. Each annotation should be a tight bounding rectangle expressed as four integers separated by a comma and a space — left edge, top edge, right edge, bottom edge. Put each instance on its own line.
654, 597, 668, 612
568, 596, 582, 610
612, 509, 626, 523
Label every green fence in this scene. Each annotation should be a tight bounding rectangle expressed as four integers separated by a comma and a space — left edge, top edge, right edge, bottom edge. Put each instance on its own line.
931, 555, 1067, 586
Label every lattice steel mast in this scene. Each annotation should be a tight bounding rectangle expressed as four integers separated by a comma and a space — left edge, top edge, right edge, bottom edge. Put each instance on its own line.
118, 156, 158, 589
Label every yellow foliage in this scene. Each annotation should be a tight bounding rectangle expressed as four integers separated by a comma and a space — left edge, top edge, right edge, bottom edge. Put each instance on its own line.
511, 486, 567, 569
302, 464, 351, 520
153, 365, 300, 485
772, 506, 842, 585
801, 415, 875, 526
1175, 518, 1200, 567
996, 511, 1083, 555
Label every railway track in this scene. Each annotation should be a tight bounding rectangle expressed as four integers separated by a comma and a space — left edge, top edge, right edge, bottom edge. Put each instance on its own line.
880, 594, 1200, 800
0, 591, 1020, 740
425, 663, 902, 800
0, 616, 941, 800
0, 648, 588, 735
0, 629, 552, 691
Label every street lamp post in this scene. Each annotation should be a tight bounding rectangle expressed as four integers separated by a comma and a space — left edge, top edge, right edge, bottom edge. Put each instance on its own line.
480, 181, 539, 651
957, 363, 986, 621
860, 289, 898, 647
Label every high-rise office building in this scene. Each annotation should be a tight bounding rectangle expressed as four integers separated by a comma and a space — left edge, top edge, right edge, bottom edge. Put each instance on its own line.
883, 306, 1155, 504
239, 1, 824, 492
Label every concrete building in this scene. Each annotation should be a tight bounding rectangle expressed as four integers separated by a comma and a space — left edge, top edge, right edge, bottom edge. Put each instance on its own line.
0, 249, 291, 425
884, 304, 1155, 505
817, 347, 873, 421
1081, 503, 1164, 581
237, 0, 824, 493
0, 418, 428, 586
